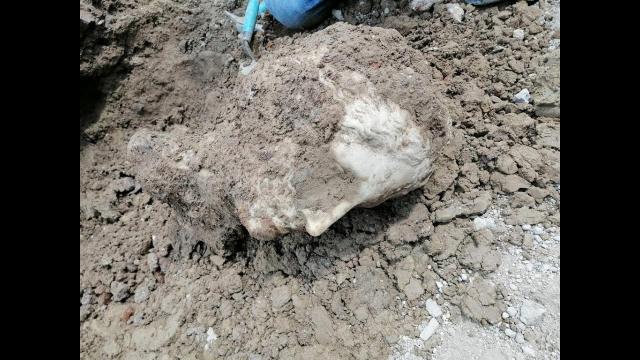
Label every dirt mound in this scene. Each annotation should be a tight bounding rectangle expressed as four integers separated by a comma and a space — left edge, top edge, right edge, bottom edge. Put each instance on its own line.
128, 23, 457, 249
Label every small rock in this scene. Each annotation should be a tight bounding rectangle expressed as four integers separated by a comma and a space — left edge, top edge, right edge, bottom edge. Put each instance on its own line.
331, 9, 344, 21
513, 89, 531, 104
410, 0, 441, 12
508, 60, 525, 74
508, 208, 545, 225
152, 235, 171, 257
521, 224, 532, 231
403, 278, 425, 301
97, 292, 112, 305
520, 234, 533, 249
80, 304, 92, 322
499, 113, 535, 138
94, 284, 106, 295
496, 155, 518, 175
513, 29, 525, 40
446, 4, 464, 22
186, 326, 205, 337
134, 284, 150, 303
425, 299, 443, 317
311, 305, 334, 345
354, 306, 369, 322
504, 328, 516, 337
460, 273, 469, 281
271, 285, 291, 310
81, 291, 94, 305
131, 311, 146, 325
535, 123, 560, 150
502, 312, 510, 319
519, 300, 546, 325
209, 255, 225, 268
110, 281, 131, 302
80, 9, 96, 25
434, 204, 464, 223
511, 192, 535, 208
506, 306, 517, 317
158, 257, 170, 273
419, 318, 439, 341
460, 279, 502, 325
147, 252, 159, 271
532, 226, 544, 235
206, 327, 218, 343
491, 173, 530, 193
497, 10, 511, 20
121, 306, 135, 322
473, 217, 496, 231
515, 333, 525, 344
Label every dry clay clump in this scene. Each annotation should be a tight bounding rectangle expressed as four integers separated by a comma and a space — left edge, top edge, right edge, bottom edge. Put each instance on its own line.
128, 23, 456, 247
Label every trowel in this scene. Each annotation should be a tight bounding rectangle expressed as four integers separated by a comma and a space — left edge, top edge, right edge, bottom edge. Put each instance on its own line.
224, 0, 267, 61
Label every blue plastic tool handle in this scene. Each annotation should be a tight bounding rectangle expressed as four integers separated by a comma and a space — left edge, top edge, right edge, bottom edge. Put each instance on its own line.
242, 0, 260, 41
264, 0, 334, 29
259, 1, 267, 15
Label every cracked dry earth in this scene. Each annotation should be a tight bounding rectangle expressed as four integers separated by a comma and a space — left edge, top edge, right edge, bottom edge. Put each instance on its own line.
80, 0, 560, 359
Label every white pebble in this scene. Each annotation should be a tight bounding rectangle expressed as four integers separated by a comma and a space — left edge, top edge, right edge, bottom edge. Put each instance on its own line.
420, 318, 440, 341
425, 298, 443, 318
206, 327, 217, 342
474, 217, 496, 231
521, 224, 532, 231
446, 3, 464, 22
512, 89, 531, 104
522, 345, 536, 356
410, 0, 440, 12
331, 9, 344, 21
504, 328, 516, 337
507, 306, 517, 317
513, 29, 525, 40
532, 226, 544, 235
502, 312, 510, 319
520, 300, 546, 325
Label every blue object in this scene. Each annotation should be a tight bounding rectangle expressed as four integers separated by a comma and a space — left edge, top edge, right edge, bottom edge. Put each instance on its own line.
264, 0, 334, 29
464, 0, 505, 5
258, 1, 267, 15
242, 0, 260, 42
